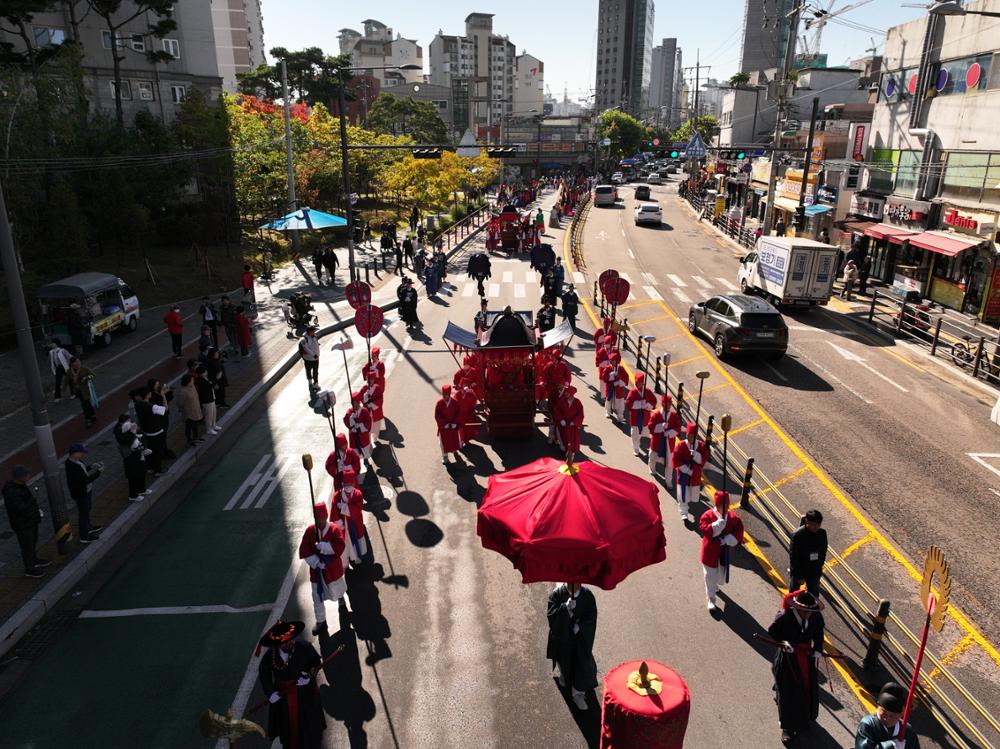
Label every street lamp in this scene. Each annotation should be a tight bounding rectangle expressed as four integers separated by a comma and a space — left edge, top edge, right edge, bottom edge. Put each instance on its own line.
927, 0, 1000, 16
336, 62, 421, 282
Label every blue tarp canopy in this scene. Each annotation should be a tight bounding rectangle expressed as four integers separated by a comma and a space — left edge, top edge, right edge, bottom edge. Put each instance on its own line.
805, 204, 832, 217
260, 207, 347, 231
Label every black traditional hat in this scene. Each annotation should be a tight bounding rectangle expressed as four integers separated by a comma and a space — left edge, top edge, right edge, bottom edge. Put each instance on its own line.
787, 589, 825, 612
257, 620, 304, 653
877, 682, 908, 713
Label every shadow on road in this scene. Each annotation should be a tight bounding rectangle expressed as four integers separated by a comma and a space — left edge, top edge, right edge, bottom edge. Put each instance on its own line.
727, 353, 834, 392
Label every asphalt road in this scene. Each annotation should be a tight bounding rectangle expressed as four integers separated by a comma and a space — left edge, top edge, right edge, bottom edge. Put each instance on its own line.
0, 191, 869, 749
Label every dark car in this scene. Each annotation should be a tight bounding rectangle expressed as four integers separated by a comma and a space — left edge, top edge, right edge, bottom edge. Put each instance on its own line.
634, 184, 651, 200
688, 294, 788, 359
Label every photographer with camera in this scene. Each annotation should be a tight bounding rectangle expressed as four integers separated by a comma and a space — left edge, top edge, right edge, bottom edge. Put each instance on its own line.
65, 443, 103, 544
114, 414, 152, 502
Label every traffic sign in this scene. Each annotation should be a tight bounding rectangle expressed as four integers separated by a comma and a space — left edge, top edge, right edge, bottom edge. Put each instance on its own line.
456, 129, 481, 158
345, 280, 371, 309
685, 133, 707, 159
354, 304, 384, 338
600, 137, 612, 146
599, 269, 620, 296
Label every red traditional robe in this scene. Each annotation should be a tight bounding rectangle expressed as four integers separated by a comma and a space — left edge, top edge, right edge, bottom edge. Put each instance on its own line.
599, 362, 628, 400
324, 445, 361, 492
648, 408, 682, 458
298, 521, 346, 584
456, 389, 479, 443
330, 486, 367, 542
543, 358, 571, 401
592, 325, 612, 347
343, 406, 372, 450
672, 438, 706, 485
699, 509, 745, 567
624, 385, 656, 429
552, 394, 584, 452
435, 396, 462, 452
362, 359, 385, 385
362, 381, 384, 422
595, 342, 610, 371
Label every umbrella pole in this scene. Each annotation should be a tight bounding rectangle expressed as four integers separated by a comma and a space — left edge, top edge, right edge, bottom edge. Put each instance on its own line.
341, 349, 353, 394
693, 371, 710, 433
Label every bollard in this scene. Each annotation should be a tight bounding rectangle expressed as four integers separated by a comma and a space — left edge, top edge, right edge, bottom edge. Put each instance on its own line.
621, 319, 630, 352
365, 262, 371, 286
740, 458, 755, 510
930, 318, 943, 356
868, 291, 878, 323
654, 356, 662, 393
704, 415, 715, 453
863, 599, 892, 671
635, 336, 643, 370
593, 280, 599, 305
676, 381, 685, 415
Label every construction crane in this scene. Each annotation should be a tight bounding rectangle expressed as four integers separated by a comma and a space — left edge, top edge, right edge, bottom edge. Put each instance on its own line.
799, 0, 875, 59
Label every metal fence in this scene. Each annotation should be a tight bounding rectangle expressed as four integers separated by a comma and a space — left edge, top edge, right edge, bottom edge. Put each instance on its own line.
590, 278, 999, 749
569, 194, 591, 271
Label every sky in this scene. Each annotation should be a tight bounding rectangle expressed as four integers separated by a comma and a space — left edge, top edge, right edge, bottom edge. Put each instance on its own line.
261, 0, 929, 101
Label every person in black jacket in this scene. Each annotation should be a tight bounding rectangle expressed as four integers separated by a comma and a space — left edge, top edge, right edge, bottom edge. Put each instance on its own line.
788, 509, 828, 598
148, 378, 174, 458
205, 348, 229, 408
3, 465, 49, 577
199, 297, 219, 347
65, 443, 103, 543
134, 387, 167, 477
561, 285, 580, 330
114, 415, 149, 502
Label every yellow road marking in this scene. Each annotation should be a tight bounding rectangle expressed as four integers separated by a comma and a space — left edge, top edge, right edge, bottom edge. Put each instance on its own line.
729, 417, 765, 436
670, 354, 708, 367
825, 298, 855, 313
756, 465, 811, 496
881, 347, 927, 373
617, 299, 662, 312
701, 382, 730, 396
826, 532, 875, 571
928, 633, 978, 680
627, 313, 683, 327
566, 211, 1000, 673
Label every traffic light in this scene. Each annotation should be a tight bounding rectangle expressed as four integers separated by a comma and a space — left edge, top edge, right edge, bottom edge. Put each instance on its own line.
719, 150, 747, 161
669, 150, 680, 158
412, 148, 443, 159
486, 147, 518, 158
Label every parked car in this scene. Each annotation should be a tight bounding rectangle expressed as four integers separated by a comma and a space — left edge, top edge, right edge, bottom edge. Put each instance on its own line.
688, 294, 788, 359
647, 173, 663, 185
663, 164, 678, 174
634, 203, 662, 226
634, 184, 651, 200
593, 184, 618, 207
38, 272, 140, 348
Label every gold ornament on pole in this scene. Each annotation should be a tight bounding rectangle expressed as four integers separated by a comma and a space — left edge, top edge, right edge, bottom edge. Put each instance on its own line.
626, 660, 663, 696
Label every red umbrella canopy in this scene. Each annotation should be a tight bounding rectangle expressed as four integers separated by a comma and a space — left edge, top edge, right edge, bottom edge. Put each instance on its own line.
476, 457, 666, 590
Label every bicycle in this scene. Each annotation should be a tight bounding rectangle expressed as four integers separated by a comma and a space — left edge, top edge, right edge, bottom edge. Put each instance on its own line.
950, 335, 1000, 380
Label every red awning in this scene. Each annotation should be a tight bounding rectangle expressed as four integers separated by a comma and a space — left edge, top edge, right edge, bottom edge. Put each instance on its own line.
839, 220, 877, 234
905, 231, 984, 257
864, 223, 918, 243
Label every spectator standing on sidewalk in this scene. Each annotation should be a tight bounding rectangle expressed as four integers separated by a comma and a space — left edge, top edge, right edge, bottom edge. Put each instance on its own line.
841, 260, 859, 300
858, 255, 872, 296
198, 325, 213, 357
200, 296, 219, 347
322, 248, 339, 287
177, 374, 204, 446
67, 356, 97, 428
3, 465, 49, 578
774, 217, 787, 237
195, 365, 219, 435
148, 379, 174, 459
47, 340, 72, 401
220, 296, 238, 355
135, 387, 167, 477
311, 249, 325, 284
206, 348, 230, 408
236, 305, 253, 359
162, 305, 184, 358
409, 205, 419, 232
114, 415, 149, 502
393, 240, 404, 275
241, 264, 255, 299
788, 510, 828, 598
299, 325, 320, 390
65, 443, 103, 544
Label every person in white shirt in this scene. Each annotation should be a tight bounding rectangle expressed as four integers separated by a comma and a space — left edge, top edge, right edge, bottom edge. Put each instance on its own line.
47, 341, 72, 401
299, 325, 320, 389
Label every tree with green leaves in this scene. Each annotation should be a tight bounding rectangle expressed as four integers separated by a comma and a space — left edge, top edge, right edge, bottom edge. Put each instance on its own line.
237, 48, 352, 110
366, 93, 448, 144
85, 0, 175, 125
671, 115, 720, 146
595, 109, 645, 161
729, 72, 751, 87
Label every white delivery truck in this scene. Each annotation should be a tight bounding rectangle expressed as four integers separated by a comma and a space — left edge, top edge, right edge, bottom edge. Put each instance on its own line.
737, 236, 839, 308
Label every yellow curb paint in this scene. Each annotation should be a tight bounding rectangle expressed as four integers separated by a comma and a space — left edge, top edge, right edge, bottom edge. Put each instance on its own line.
729, 417, 765, 436
928, 633, 978, 680
755, 465, 811, 497
669, 354, 708, 368
825, 532, 875, 571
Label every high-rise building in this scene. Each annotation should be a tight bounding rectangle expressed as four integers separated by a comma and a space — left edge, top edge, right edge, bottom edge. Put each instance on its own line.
594, 0, 655, 116
212, 0, 266, 92
739, 0, 793, 76
337, 19, 423, 90
648, 38, 682, 127
514, 53, 544, 117
429, 14, 537, 139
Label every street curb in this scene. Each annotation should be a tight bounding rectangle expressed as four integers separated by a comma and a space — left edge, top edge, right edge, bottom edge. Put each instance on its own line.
0, 214, 490, 659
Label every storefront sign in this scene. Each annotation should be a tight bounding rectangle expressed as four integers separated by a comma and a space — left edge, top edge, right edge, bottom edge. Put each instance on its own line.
885, 198, 931, 226
851, 124, 867, 161
850, 194, 885, 220
817, 185, 838, 204
981, 265, 1000, 325
941, 206, 997, 237
892, 272, 923, 296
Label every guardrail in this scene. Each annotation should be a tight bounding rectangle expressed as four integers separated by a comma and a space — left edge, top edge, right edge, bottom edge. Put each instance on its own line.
865, 290, 1000, 390
568, 194, 591, 271
588, 281, 998, 748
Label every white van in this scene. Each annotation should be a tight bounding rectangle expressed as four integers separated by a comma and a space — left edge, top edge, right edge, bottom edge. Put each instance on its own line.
38, 272, 141, 347
593, 184, 617, 207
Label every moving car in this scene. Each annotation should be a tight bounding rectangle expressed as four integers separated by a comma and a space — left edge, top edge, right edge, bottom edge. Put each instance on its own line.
647, 173, 663, 185
662, 164, 678, 175
593, 184, 618, 207
634, 184, 651, 200
634, 203, 662, 226
737, 237, 838, 308
38, 272, 140, 348
610, 172, 624, 185
688, 294, 788, 359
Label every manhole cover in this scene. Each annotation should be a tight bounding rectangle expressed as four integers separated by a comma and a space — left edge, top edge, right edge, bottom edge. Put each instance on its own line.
16, 610, 79, 659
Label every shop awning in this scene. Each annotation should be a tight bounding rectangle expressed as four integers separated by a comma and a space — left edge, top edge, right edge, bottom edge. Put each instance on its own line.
772, 197, 803, 212
905, 230, 984, 257
838, 220, 877, 234
864, 223, 918, 243
805, 204, 832, 217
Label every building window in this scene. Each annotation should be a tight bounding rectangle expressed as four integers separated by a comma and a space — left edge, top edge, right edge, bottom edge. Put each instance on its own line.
930, 54, 992, 96
868, 148, 896, 193
33, 26, 66, 47
162, 38, 180, 59
101, 30, 124, 49
893, 150, 920, 196
137, 81, 155, 101
170, 85, 186, 103
130, 34, 145, 52
110, 80, 132, 100
941, 152, 1000, 204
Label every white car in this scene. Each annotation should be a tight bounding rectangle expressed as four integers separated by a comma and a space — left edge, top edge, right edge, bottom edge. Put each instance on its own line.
611, 172, 624, 184
634, 203, 662, 226
647, 173, 663, 185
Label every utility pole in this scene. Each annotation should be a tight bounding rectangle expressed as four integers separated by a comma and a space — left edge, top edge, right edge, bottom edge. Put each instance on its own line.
683, 50, 710, 122
762, 1, 805, 235
280, 59, 300, 255
796, 96, 820, 236
0, 177, 72, 552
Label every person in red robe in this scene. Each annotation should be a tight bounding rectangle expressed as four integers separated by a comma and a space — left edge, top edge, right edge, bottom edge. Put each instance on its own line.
698, 490, 745, 612
600, 351, 627, 421
543, 348, 571, 406
325, 433, 361, 492
298, 502, 348, 635
624, 372, 656, 456
594, 334, 613, 380
553, 385, 584, 458
362, 347, 385, 385
343, 392, 373, 462
592, 316, 613, 348
361, 376, 385, 440
647, 394, 682, 484
435, 384, 462, 464
672, 422, 705, 520
456, 382, 479, 448
330, 469, 367, 567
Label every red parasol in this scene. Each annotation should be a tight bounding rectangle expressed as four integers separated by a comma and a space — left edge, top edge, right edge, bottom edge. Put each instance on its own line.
476, 457, 665, 590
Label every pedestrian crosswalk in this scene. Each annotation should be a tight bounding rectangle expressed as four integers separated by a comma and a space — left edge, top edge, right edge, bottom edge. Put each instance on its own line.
453, 266, 742, 304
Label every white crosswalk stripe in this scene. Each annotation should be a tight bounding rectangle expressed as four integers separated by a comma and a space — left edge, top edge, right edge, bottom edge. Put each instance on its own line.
692, 275, 712, 290
618, 271, 632, 282
462, 282, 476, 297
572, 271, 585, 284
514, 284, 526, 298
642, 272, 658, 285
525, 271, 537, 283
671, 288, 692, 304
488, 283, 501, 297
667, 274, 687, 287
716, 277, 739, 292
643, 285, 663, 300
502, 271, 513, 283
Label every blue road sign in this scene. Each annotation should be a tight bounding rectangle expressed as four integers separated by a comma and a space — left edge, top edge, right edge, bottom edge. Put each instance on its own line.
685, 133, 707, 159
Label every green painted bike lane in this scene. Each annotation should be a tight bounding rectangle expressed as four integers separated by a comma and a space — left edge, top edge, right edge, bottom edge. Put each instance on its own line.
0, 406, 316, 749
